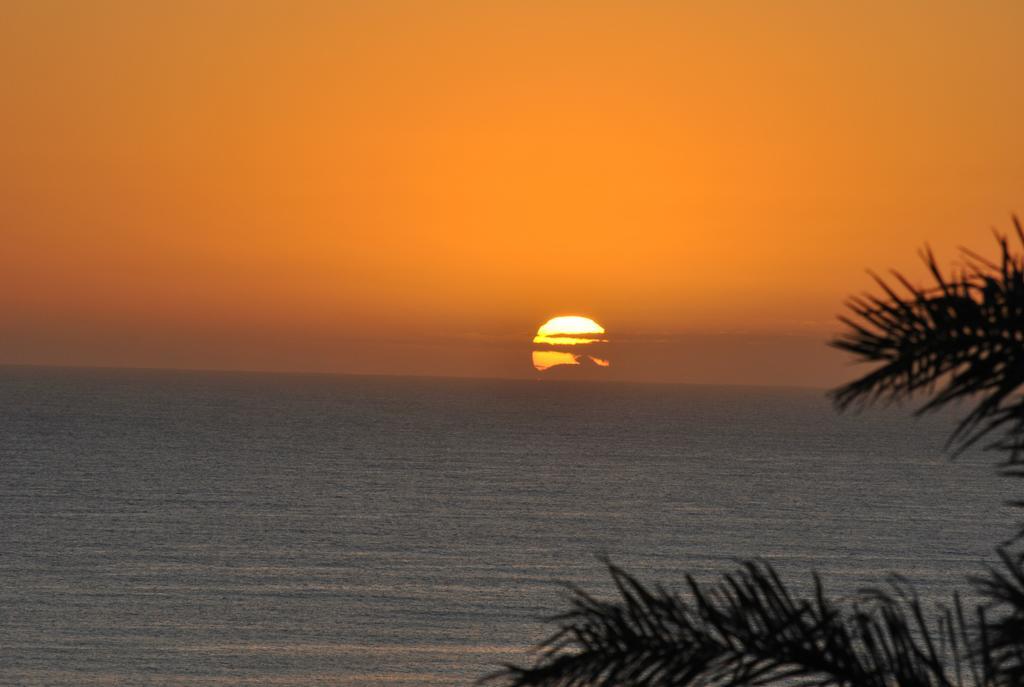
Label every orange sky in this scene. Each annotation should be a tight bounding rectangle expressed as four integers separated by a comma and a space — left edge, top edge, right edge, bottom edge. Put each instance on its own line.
2, 1, 1022, 386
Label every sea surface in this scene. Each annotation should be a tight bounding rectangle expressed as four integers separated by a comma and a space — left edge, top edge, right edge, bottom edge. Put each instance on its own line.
0, 366, 1018, 686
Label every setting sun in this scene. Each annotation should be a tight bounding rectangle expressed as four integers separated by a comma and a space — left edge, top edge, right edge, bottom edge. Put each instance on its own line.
533, 315, 610, 372
533, 316, 607, 346
531, 350, 580, 372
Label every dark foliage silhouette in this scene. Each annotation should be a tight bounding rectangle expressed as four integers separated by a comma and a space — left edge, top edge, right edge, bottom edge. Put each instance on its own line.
832, 218, 1024, 466
489, 222, 1024, 686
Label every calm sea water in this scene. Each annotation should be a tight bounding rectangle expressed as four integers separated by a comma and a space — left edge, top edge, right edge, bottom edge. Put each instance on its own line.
0, 366, 1017, 686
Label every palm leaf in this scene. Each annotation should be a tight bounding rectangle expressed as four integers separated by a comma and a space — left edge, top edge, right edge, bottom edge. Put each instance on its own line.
486, 560, 1005, 686
830, 219, 1024, 464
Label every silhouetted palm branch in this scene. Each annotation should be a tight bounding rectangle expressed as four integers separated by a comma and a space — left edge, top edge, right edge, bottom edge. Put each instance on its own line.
972, 548, 1024, 684
830, 219, 1024, 464
488, 560, 1003, 687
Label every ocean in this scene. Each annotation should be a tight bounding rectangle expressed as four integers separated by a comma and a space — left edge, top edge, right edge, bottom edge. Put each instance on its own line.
0, 366, 1017, 685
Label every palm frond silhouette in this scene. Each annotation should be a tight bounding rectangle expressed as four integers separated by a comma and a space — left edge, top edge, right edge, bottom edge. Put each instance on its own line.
489, 221, 1024, 686
832, 218, 1024, 464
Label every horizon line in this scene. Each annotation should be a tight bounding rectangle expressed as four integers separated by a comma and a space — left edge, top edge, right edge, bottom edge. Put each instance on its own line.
0, 361, 832, 393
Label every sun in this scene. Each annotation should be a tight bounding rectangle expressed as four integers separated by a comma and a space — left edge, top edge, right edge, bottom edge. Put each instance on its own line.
532, 315, 610, 373
533, 316, 607, 346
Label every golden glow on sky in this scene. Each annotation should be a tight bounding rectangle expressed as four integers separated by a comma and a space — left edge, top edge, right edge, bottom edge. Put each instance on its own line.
1, 3, 1023, 385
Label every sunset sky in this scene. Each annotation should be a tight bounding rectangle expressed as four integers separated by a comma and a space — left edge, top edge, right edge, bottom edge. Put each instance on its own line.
2, 1, 1022, 386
